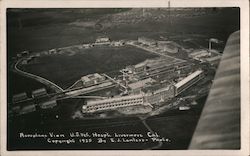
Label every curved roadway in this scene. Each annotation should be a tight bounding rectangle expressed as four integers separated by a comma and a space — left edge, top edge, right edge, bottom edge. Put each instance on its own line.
14, 59, 64, 93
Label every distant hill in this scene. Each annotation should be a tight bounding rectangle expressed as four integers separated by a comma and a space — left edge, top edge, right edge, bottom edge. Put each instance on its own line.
7, 8, 131, 28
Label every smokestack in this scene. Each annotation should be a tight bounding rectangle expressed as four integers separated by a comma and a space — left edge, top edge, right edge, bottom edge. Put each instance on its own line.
209, 40, 212, 51
209, 38, 219, 53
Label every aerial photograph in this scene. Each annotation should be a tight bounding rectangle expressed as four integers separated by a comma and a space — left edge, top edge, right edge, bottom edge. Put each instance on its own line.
7, 7, 240, 150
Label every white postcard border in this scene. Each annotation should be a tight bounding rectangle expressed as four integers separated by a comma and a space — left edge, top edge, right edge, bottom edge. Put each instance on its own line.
1, 0, 249, 156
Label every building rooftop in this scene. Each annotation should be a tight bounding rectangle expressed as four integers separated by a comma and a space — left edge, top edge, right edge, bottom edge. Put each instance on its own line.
81, 73, 103, 82
189, 49, 209, 57
175, 70, 203, 89
142, 83, 170, 93
134, 62, 147, 68
206, 55, 221, 62
154, 85, 172, 94
40, 100, 57, 109
87, 94, 144, 106
96, 37, 110, 43
128, 78, 155, 90
41, 100, 57, 105
81, 76, 91, 82
12, 92, 28, 103
32, 88, 47, 95
19, 104, 36, 114
93, 73, 103, 78
12, 99, 35, 106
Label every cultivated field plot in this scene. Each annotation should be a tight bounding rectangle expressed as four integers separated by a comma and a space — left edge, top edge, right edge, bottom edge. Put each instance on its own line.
21, 45, 158, 89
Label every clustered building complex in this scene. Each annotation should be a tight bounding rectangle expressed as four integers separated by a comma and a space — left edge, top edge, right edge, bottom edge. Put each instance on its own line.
188, 48, 221, 65
82, 69, 204, 113
124, 57, 193, 82
128, 78, 156, 94
137, 37, 180, 53
11, 35, 213, 116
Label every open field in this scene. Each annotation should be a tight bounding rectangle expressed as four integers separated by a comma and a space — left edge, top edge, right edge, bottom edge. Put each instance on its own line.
8, 8, 239, 57
21, 45, 158, 89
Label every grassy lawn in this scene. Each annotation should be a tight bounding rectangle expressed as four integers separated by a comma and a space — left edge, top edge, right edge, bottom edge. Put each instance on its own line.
22, 45, 158, 89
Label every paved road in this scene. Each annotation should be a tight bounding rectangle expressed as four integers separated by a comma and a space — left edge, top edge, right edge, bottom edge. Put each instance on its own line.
139, 116, 163, 149
65, 79, 81, 91
65, 81, 115, 95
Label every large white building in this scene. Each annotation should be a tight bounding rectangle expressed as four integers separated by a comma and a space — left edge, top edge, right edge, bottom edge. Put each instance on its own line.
81, 73, 106, 87
82, 94, 145, 113
82, 83, 176, 113
95, 37, 110, 43
138, 37, 157, 46
81, 70, 204, 114
174, 70, 204, 96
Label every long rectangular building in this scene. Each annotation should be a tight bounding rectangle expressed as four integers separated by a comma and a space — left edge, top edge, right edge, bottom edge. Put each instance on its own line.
40, 100, 57, 109
83, 94, 144, 113
82, 83, 176, 113
12, 92, 28, 103
32, 88, 47, 98
174, 70, 204, 96
19, 104, 36, 115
